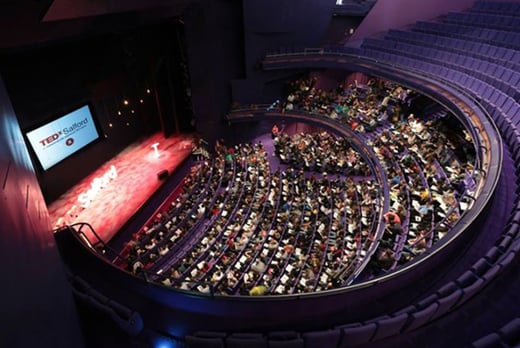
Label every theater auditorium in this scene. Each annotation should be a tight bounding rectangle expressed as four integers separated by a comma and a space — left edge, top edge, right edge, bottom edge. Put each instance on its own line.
1, 0, 520, 347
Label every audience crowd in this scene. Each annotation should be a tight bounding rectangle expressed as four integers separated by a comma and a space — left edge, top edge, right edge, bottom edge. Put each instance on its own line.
366, 115, 476, 276
116, 76, 479, 295
273, 130, 371, 176
282, 76, 413, 132
278, 76, 477, 277
154, 141, 380, 295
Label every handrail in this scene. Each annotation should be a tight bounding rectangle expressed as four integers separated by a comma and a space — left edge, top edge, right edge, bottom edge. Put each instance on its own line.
65, 222, 125, 262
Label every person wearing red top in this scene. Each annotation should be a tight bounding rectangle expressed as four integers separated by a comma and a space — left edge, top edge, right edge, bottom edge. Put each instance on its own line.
272, 124, 279, 138
383, 211, 401, 225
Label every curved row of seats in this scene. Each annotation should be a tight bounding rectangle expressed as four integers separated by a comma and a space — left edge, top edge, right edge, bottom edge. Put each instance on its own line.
115, 118, 397, 295
366, 118, 473, 266
206, 1, 518, 346
281, 76, 410, 134
160, 143, 273, 293
273, 75, 478, 280
361, 37, 520, 99
145, 111, 475, 296
118, 161, 215, 268
116, 137, 382, 295
205, 112, 494, 345
154, 142, 382, 295
413, 20, 520, 50
471, 317, 520, 348
185, 232, 520, 347
308, 1, 520, 344
121, 154, 228, 273
471, 0, 520, 15
384, 29, 520, 72
273, 131, 371, 175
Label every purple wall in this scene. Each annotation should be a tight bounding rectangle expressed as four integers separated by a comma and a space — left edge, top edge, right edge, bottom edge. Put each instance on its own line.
242, 0, 333, 76
183, 0, 246, 144
349, 0, 475, 43
230, 0, 337, 105
0, 74, 84, 347
310, 69, 347, 90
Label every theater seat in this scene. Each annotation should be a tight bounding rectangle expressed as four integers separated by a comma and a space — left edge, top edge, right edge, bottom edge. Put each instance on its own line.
499, 251, 516, 268
498, 318, 520, 345
402, 302, 439, 332
267, 338, 305, 348
436, 281, 458, 297
484, 246, 502, 264
268, 331, 299, 340
470, 333, 502, 348
393, 304, 418, 316
226, 333, 268, 348
511, 239, 520, 254
338, 322, 377, 347
430, 289, 463, 320
371, 313, 409, 341
458, 278, 485, 305
471, 258, 491, 276
416, 293, 439, 310
481, 264, 502, 283
193, 331, 227, 339
498, 235, 513, 251
185, 335, 225, 348
455, 270, 479, 288
302, 329, 340, 348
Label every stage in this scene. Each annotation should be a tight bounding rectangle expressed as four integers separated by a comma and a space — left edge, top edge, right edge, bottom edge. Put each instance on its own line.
48, 132, 195, 242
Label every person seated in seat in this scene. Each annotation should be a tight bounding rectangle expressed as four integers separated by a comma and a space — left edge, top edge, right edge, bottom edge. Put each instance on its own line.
249, 284, 268, 296
383, 211, 401, 226
386, 218, 404, 238
377, 248, 395, 270
417, 201, 434, 216
132, 261, 144, 275
408, 229, 428, 253
162, 277, 172, 286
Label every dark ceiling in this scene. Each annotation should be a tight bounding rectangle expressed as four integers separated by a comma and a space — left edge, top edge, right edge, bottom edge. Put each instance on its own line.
0, 0, 195, 50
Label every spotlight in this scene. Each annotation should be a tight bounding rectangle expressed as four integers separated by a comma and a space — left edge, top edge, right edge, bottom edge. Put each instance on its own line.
123, 100, 129, 105
126, 122, 130, 126
117, 111, 122, 116
146, 89, 151, 94
131, 109, 135, 114
139, 99, 144, 103
109, 123, 113, 127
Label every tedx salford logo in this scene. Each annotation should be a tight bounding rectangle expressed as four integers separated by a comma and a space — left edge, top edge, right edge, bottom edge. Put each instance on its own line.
39, 131, 62, 146
66, 138, 74, 146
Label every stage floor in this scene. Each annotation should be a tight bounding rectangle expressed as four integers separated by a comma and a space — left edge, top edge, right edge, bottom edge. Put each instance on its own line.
48, 132, 195, 242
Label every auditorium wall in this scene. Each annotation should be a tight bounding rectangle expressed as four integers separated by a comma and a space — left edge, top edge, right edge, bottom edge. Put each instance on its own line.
241, 0, 333, 75
229, 0, 337, 105
183, 0, 246, 145
0, 73, 84, 347
183, 0, 328, 143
